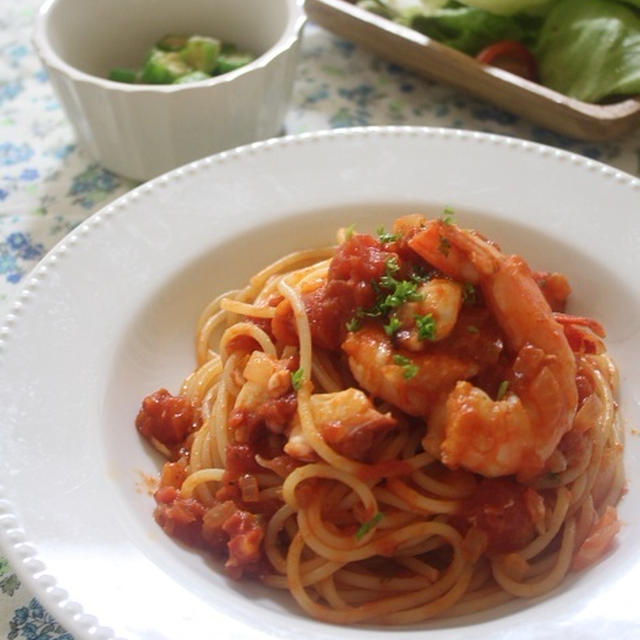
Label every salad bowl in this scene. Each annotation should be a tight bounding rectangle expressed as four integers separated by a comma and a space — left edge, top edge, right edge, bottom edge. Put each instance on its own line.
305, 0, 640, 140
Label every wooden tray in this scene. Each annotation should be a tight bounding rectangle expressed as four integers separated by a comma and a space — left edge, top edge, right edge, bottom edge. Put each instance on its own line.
305, 0, 640, 141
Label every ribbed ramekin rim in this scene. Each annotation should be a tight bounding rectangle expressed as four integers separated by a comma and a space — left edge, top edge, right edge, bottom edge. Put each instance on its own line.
31, 0, 306, 94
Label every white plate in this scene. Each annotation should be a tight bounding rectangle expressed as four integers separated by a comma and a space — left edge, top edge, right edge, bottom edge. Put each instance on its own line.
0, 127, 639, 640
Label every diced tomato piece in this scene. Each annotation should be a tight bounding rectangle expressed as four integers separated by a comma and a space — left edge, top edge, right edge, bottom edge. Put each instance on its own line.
224, 511, 264, 565
462, 478, 536, 555
224, 443, 262, 479
154, 494, 206, 547
135, 389, 195, 446
329, 233, 394, 286
303, 280, 358, 349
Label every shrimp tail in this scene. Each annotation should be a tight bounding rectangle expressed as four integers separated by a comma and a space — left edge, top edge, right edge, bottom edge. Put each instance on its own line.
554, 313, 606, 354
408, 219, 485, 284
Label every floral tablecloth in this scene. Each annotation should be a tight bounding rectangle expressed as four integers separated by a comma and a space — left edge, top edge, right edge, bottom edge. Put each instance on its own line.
2, 0, 640, 637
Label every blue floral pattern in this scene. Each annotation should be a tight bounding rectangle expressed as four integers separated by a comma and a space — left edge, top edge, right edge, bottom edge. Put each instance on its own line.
0, 142, 34, 166
8, 599, 72, 640
0, 231, 44, 284
1, 0, 640, 636
68, 165, 131, 209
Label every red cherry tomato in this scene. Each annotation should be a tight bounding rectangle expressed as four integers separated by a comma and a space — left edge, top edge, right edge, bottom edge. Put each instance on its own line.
476, 40, 538, 82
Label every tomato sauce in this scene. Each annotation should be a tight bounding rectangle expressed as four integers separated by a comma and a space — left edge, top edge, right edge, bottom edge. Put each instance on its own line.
153, 461, 269, 578
461, 478, 538, 555
135, 388, 196, 447
229, 391, 298, 443
533, 271, 571, 312
329, 234, 394, 289
222, 510, 265, 577
271, 234, 404, 350
304, 280, 360, 350
154, 490, 207, 548
357, 459, 413, 482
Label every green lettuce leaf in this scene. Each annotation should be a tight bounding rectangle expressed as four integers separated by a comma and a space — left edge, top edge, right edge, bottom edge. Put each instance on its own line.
536, 0, 640, 102
406, 4, 543, 54
356, 0, 447, 20
459, 0, 552, 16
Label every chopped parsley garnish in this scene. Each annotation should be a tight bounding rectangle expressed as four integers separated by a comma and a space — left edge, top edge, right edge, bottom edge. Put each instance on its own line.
382, 279, 422, 311
546, 471, 561, 482
355, 512, 384, 540
376, 226, 401, 244
496, 380, 509, 400
346, 316, 361, 332
378, 272, 395, 290
415, 313, 436, 341
344, 223, 356, 240
442, 206, 455, 225
438, 236, 451, 257
384, 316, 401, 336
350, 253, 431, 341
291, 368, 304, 391
361, 259, 424, 322
466, 325, 479, 334
462, 282, 477, 304
385, 255, 400, 275
393, 354, 418, 380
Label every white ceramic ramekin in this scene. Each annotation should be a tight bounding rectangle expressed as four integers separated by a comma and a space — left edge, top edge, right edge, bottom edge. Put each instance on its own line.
33, 0, 306, 181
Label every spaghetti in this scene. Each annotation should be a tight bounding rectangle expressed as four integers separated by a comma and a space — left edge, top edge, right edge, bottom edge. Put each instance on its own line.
135, 213, 625, 624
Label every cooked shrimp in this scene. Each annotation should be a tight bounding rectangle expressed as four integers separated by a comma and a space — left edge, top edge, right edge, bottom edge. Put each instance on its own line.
342, 325, 480, 417
395, 278, 464, 351
234, 351, 293, 412
409, 220, 578, 479
391, 213, 425, 237
284, 388, 396, 461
